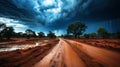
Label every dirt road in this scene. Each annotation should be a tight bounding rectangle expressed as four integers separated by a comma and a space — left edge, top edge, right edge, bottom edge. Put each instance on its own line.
34, 38, 120, 67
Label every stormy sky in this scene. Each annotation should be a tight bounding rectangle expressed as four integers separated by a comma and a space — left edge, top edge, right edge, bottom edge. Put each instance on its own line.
0, 0, 120, 35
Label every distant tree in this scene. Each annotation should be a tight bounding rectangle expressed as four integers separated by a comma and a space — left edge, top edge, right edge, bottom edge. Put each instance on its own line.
83, 34, 90, 38
0, 23, 6, 31
97, 27, 109, 38
47, 31, 56, 38
31, 31, 37, 37
67, 21, 87, 38
89, 32, 97, 38
116, 32, 120, 38
25, 29, 36, 39
18, 32, 24, 37
63, 34, 73, 38
22, 33, 27, 38
0, 23, 6, 40
38, 32, 45, 38
2, 27, 14, 40
15, 32, 25, 38
111, 32, 120, 38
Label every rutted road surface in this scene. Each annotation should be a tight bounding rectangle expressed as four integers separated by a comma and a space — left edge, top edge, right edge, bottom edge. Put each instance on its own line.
34, 38, 120, 67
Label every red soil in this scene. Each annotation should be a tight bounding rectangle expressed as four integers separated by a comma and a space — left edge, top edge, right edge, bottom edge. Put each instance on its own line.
73, 39, 120, 52
0, 38, 59, 67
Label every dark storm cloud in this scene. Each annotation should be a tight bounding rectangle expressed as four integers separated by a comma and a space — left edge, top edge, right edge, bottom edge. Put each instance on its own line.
74, 0, 120, 21
0, 0, 36, 22
1, 0, 120, 22
0, 0, 120, 33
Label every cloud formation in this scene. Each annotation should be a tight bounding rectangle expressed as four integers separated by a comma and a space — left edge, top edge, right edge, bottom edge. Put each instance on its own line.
2, 0, 119, 23
0, 0, 120, 34
0, 17, 28, 32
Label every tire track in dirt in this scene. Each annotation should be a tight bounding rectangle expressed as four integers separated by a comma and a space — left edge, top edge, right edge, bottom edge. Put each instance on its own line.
34, 38, 86, 67
66, 39, 120, 67
60, 39, 86, 67
34, 40, 62, 67
64, 39, 105, 67
50, 42, 64, 67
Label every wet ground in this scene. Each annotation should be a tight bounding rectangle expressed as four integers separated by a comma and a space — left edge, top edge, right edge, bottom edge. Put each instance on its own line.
0, 38, 120, 67
34, 38, 120, 67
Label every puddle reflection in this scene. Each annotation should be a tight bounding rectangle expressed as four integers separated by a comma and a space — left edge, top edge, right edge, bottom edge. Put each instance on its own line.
0, 42, 40, 52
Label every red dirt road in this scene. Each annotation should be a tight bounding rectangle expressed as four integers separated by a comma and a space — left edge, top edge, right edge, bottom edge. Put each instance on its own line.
34, 38, 120, 67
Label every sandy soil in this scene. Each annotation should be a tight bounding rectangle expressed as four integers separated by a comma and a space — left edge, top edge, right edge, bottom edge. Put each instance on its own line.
34, 38, 120, 67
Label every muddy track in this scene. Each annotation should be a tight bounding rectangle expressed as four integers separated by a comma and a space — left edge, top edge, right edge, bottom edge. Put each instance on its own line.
64, 40, 105, 67
66, 39, 120, 67
0, 41, 57, 67
1, 38, 119, 67
34, 38, 120, 67
34, 38, 86, 67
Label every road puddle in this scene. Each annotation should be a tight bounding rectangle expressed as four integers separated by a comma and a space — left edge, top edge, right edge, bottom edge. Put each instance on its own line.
0, 43, 40, 52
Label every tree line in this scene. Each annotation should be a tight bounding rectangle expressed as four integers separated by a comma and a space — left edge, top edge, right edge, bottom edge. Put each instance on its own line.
63, 21, 120, 39
0, 21, 120, 40
0, 23, 56, 40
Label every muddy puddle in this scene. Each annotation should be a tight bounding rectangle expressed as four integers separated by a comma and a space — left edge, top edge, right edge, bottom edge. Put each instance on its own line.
0, 42, 40, 52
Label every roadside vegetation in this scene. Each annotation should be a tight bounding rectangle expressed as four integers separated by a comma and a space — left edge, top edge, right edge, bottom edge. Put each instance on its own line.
0, 21, 120, 41
62, 21, 120, 39
0, 23, 56, 42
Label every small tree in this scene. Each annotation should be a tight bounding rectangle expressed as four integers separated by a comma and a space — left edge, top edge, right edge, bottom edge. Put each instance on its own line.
38, 32, 45, 38
25, 29, 35, 39
83, 34, 90, 38
63, 34, 73, 38
67, 21, 87, 38
47, 31, 56, 38
116, 32, 120, 38
15, 32, 24, 38
89, 32, 97, 38
32, 31, 37, 37
2, 27, 14, 40
97, 27, 109, 38
110, 32, 120, 38
0, 23, 6, 40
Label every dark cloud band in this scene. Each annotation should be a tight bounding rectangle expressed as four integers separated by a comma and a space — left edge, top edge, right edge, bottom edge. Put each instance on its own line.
0, 0, 120, 33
